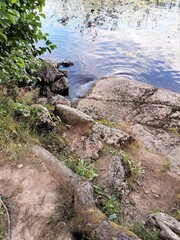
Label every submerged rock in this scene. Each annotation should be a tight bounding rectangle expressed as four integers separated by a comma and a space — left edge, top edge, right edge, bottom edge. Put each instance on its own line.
58, 60, 74, 68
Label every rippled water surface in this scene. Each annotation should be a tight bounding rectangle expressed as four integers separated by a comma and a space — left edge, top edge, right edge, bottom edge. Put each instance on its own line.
41, 0, 180, 98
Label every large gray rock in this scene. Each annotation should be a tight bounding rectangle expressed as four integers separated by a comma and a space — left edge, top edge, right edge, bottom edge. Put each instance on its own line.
77, 77, 180, 177
133, 124, 180, 175
50, 77, 69, 95
55, 104, 95, 126
77, 77, 180, 130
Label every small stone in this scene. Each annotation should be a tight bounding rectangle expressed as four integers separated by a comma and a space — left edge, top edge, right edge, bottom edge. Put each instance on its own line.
153, 194, 160, 199
17, 164, 23, 169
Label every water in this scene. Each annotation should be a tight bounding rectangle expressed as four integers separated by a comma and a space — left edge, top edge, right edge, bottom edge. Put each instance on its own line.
40, 0, 180, 99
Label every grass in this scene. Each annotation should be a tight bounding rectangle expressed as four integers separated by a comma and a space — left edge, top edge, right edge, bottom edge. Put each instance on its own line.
76, 159, 98, 181
63, 155, 98, 181
96, 119, 131, 131
130, 222, 161, 240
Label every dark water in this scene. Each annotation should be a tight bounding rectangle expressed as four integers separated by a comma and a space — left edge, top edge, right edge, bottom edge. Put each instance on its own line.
41, 0, 180, 99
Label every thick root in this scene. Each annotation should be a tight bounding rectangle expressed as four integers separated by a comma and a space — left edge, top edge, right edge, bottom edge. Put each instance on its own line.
32, 145, 140, 240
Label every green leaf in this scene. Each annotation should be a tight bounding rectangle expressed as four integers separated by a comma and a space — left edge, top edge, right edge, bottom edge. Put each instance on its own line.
39, 13, 46, 19
0, 31, 7, 41
11, 0, 19, 3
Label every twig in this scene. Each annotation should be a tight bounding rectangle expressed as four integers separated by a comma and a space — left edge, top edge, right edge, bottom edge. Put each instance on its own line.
0, 194, 11, 240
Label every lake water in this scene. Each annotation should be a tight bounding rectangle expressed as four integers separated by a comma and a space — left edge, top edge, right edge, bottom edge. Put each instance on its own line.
41, 0, 180, 99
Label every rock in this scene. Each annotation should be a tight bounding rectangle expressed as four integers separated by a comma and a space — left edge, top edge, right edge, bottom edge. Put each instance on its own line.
36, 97, 48, 105
55, 104, 94, 126
67, 136, 103, 161
58, 61, 74, 68
91, 124, 133, 147
40, 85, 55, 98
77, 77, 180, 130
66, 123, 133, 162
132, 124, 180, 175
77, 77, 180, 177
32, 104, 56, 130
28, 59, 69, 97
33, 59, 62, 84
50, 95, 71, 106
96, 156, 127, 198
50, 77, 69, 95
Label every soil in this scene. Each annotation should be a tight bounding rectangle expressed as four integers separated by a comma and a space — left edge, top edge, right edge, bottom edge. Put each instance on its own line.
125, 143, 180, 222
0, 149, 73, 240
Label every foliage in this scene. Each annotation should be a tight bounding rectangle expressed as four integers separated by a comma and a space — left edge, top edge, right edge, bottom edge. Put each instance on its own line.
93, 185, 120, 222
0, 0, 56, 87
76, 159, 98, 181
0, 93, 42, 148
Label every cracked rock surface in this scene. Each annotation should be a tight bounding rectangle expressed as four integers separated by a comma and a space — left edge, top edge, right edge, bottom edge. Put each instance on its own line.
66, 123, 133, 161
77, 77, 180, 130
77, 77, 180, 176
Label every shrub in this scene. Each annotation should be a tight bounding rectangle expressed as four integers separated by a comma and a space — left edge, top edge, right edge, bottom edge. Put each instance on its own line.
0, 0, 56, 87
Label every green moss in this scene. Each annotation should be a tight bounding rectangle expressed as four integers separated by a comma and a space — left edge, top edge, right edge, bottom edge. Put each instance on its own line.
168, 127, 179, 136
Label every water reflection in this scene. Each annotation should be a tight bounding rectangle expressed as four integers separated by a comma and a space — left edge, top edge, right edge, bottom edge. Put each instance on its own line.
41, 0, 180, 98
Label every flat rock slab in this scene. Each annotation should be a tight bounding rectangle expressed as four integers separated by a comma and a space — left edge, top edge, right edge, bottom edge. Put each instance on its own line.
77, 77, 180, 130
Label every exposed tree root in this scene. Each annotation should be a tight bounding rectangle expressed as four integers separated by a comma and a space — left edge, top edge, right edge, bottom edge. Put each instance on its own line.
0, 194, 11, 240
32, 145, 140, 240
147, 213, 180, 240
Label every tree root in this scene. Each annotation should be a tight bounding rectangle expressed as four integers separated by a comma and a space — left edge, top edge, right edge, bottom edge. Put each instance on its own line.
32, 145, 140, 240
147, 213, 180, 240
0, 194, 11, 240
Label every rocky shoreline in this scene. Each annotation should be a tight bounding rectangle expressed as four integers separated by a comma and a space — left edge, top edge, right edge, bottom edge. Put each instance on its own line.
77, 77, 180, 177
0, 59, 180, 240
